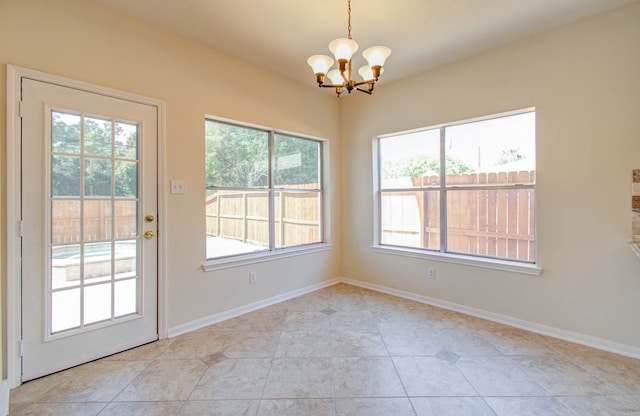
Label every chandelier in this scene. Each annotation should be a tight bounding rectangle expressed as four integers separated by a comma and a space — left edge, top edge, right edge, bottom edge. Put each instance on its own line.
307, 0, 391, 97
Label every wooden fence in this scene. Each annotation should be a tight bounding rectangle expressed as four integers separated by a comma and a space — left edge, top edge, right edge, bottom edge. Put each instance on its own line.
383, 170, 535, 262
206, 185, 320, 248
51, 200, 137, 244
51, 172, 534, 262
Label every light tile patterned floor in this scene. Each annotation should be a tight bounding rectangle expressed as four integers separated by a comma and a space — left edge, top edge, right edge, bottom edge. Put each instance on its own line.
9, 283, 640, 415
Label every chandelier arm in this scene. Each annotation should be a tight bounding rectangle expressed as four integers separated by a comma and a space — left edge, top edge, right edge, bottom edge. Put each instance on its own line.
318, 82, 346, 88
356, 87, 373, 95
352, 79, 376, 86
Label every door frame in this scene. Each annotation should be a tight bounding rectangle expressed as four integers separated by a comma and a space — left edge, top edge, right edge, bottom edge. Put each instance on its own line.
6, 65, 168, 388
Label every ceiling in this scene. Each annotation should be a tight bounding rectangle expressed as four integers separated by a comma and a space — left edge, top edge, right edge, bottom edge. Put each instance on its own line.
95, 0, 635, 88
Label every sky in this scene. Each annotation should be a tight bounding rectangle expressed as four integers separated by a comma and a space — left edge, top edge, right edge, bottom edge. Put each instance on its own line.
379, 111, 536, 174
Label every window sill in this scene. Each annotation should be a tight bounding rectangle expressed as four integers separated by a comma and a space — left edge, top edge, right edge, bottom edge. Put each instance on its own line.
203, 243, 334, 272
370, 245, 542, 276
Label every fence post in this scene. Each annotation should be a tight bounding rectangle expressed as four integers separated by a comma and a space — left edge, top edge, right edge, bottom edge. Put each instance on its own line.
280, 192, 285, 247
216, 191, 221, 237
243, 192, 248, 243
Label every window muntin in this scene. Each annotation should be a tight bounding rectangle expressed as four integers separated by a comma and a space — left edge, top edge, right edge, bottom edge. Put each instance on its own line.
205, 119, 323, 260
377, 111, 536, 263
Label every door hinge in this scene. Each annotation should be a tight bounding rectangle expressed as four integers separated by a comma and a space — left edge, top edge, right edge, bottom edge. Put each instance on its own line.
19, 100, 24, 118
19, 340, 24, 357
18, 220, 24, 237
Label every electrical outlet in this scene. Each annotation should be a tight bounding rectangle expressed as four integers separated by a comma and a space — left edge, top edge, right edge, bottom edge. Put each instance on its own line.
427, 267, 436, 279
171, 180, 187, 194
250, 271, 256, 284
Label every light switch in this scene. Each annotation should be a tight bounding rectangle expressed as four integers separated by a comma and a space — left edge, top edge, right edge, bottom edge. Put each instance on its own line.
171, 180, 187, 194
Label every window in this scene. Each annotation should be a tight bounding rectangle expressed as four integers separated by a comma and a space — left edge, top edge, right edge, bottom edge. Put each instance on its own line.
376, 110, 536, 264
205, 118, 324, 260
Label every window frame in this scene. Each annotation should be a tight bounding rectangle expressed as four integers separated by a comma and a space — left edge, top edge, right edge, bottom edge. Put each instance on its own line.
373, 109, 541, 276
203, 116, 330, 271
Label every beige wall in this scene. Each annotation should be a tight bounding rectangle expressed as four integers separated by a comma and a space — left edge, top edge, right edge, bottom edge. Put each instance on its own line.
341, 2, 640, 348
0, 0, 341, 335
1, 0, 639, 384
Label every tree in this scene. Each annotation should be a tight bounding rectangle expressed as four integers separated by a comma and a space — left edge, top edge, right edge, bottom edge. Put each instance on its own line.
205, 121, 320, 189
205, 121, 269, 188
383, 153, 474, 179
51, 112, 81, 196
273, 134, 319, 187
114, 124, 138, 197
51, 113, 139, 197
495, 147, 525, 166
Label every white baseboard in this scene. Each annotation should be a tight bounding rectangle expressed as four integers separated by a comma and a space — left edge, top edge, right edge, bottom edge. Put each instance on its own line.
0, 379, 9, 416
167, 276, 640, 360
167, 278, 341, 337
341, 277, 640, 360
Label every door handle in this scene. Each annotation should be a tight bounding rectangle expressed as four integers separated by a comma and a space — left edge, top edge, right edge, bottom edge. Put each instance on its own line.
145, 214, 155, 222
143, 230, 155, 239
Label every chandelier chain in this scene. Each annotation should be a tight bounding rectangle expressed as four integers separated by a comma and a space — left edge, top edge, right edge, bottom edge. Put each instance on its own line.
347, 0, 352, 39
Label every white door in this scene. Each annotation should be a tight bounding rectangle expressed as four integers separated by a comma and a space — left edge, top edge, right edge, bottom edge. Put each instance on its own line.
20, 78, 158, 381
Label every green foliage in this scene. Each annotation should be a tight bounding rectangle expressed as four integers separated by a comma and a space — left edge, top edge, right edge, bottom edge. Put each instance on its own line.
383, 153, 474, 179
205, 121, 320, 188
205, 121, 268, 188
52, 155, 81, 197
51, 112, 138, 197
274, 134, 319, 187
445, 155, 475, 175
115, 160, 138, 197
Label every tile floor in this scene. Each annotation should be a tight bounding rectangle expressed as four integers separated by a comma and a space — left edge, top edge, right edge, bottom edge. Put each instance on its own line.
9, 283, 640, 415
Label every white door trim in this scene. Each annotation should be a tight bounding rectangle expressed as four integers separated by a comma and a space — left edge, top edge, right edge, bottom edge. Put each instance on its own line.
5, 64, 168, 388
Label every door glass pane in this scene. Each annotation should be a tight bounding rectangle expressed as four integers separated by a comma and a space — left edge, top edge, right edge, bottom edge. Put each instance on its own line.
51, 244, 81, 290
115, 122, 138, 159
115, 240, 137, 279
84, 284, 112, 325
114, 279, 137, 317
115, 161, 138, 197
52, 200, 80, 244
84, 158, 112, 197
84, 242, 112, 284
83, 200, 111, 241
52, 112, 81, 154
84, 117, 112, 157
51, 289, 80, 333
49, 110, 142, 337
52, 155, 81, 197
114, 201, 137, 240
